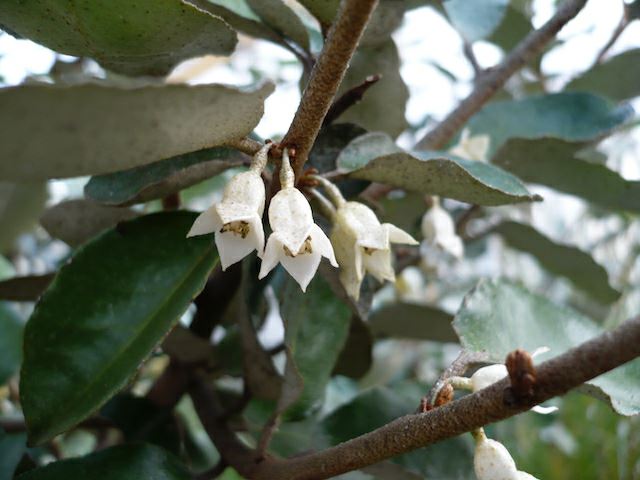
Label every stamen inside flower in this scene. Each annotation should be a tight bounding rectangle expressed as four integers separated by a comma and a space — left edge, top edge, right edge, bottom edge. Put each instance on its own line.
283, 236, 313, 257
220, 221, 250, 239
363, 247, 377, 255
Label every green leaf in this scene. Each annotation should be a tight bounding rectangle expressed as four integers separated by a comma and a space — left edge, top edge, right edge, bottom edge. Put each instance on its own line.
627, 0, 640, 20
453, 279, 640, 415
21, 212, 219, 444
16, 444, 190, 480
0, 303, 23, 384
85, 148, 244, 206
0, 428, 26, 480
488, 5, 533, 52
0, 0, 237, 76
0, 182, 48, 253
346, 132, 540, 205
187, 0, 287, 46
40, 200, 138, 247
322, 387, 474, 477
279, 274, 352, 418
360, 3, 405, 47
332, 316, 373, 379
467, 92, 633, 158
566, 49, 640, 101
246, 0, 309, 50
491, 137, 640, 212
492, 221, 621, 304
0, 83, 273, 181
296, 0, 340, 28
444, 0, 509, 42
336, 40, 409, 137
369, 302, 458, 342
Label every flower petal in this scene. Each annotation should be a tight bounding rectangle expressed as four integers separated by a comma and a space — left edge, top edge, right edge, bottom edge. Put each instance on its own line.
258, 235, 283, 280
280, 250, 322, 292
363, 248, 395, 283
310, 224, 337, 267
384, 223, 418, 245
268, 188, 314, 251
187, 206, 222, 237
215, 230, 258, 270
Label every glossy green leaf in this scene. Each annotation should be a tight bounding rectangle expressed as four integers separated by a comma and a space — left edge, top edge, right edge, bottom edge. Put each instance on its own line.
16, 444, 190, 480
323, 387, 474, 477
0, 303, 23, 384
21, 212, 219, 444
453, 279, 640, 415
346, 132, 540, 205
279, 274, 352, 418
0, 182, 48, 253
246, 0, 309, 50
493, 221, 621, 304
336, 40, 409, 137
444, 0, 509, 42
0, 429, 26, 480
467, 92, 633, 158
40, 200, 137, 247
369, 302, 458, 342
492, 137, 640, 212
0, 0, 236, 76
85, 147, 244, 206
0, 83, 273, 181
566, 49, 640, 101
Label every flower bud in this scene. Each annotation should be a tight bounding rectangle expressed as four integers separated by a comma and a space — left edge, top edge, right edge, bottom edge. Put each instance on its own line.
474, 436, 518, 480
421, 199, 464, 259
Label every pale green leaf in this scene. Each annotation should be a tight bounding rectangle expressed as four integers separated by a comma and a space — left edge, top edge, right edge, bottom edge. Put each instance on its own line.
0, 83, 272, 181
0, 0, 237, 76
444, 0, 509, 42
453, 279, 640, 415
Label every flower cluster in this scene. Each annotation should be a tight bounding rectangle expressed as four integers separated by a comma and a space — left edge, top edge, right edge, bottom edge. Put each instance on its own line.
188, 145, 420, 296
188, 146, 336, 291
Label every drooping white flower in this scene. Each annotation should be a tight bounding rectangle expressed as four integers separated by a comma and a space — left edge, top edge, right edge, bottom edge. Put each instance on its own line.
421, 198, 464, 259
449, 128, 491, 162
474, 434, 519, 480
473, 430, 540, 480
310, 176, 418, 300
187, 143, 271, 270
258, 150, 337, 292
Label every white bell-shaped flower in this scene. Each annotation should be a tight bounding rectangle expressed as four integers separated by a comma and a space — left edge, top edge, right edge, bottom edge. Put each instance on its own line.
474, 435, 519, 480
516, 472, 540, 480
187, 144, 271, 270
258, 150, 337, 292
421, 198, 464, 259
471, 364, 509, 392
333, 201, 417, 300
449, 128, 491, 162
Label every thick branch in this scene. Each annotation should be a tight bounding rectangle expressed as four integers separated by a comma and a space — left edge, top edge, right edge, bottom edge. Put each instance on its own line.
197, 315, 640, 480
415, 0, 588, 150
281, 0, 379, 179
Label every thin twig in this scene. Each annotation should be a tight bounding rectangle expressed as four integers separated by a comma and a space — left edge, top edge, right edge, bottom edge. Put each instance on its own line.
593, 9, 629, 65
280, 0, 380, 180
418, 350, 489, 412
323, 74, 381, 126
462, 41, 482, 76
193, 315, 640, 480
415, 0, 588, 150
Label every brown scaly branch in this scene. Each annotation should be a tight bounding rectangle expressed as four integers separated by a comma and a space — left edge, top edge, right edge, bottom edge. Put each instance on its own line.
192, 315, 640, 480
415, 0, 588, 150
280, 0, 380, 180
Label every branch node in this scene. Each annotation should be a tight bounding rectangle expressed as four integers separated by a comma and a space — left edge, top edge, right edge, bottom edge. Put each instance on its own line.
503, 349, 537, 406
